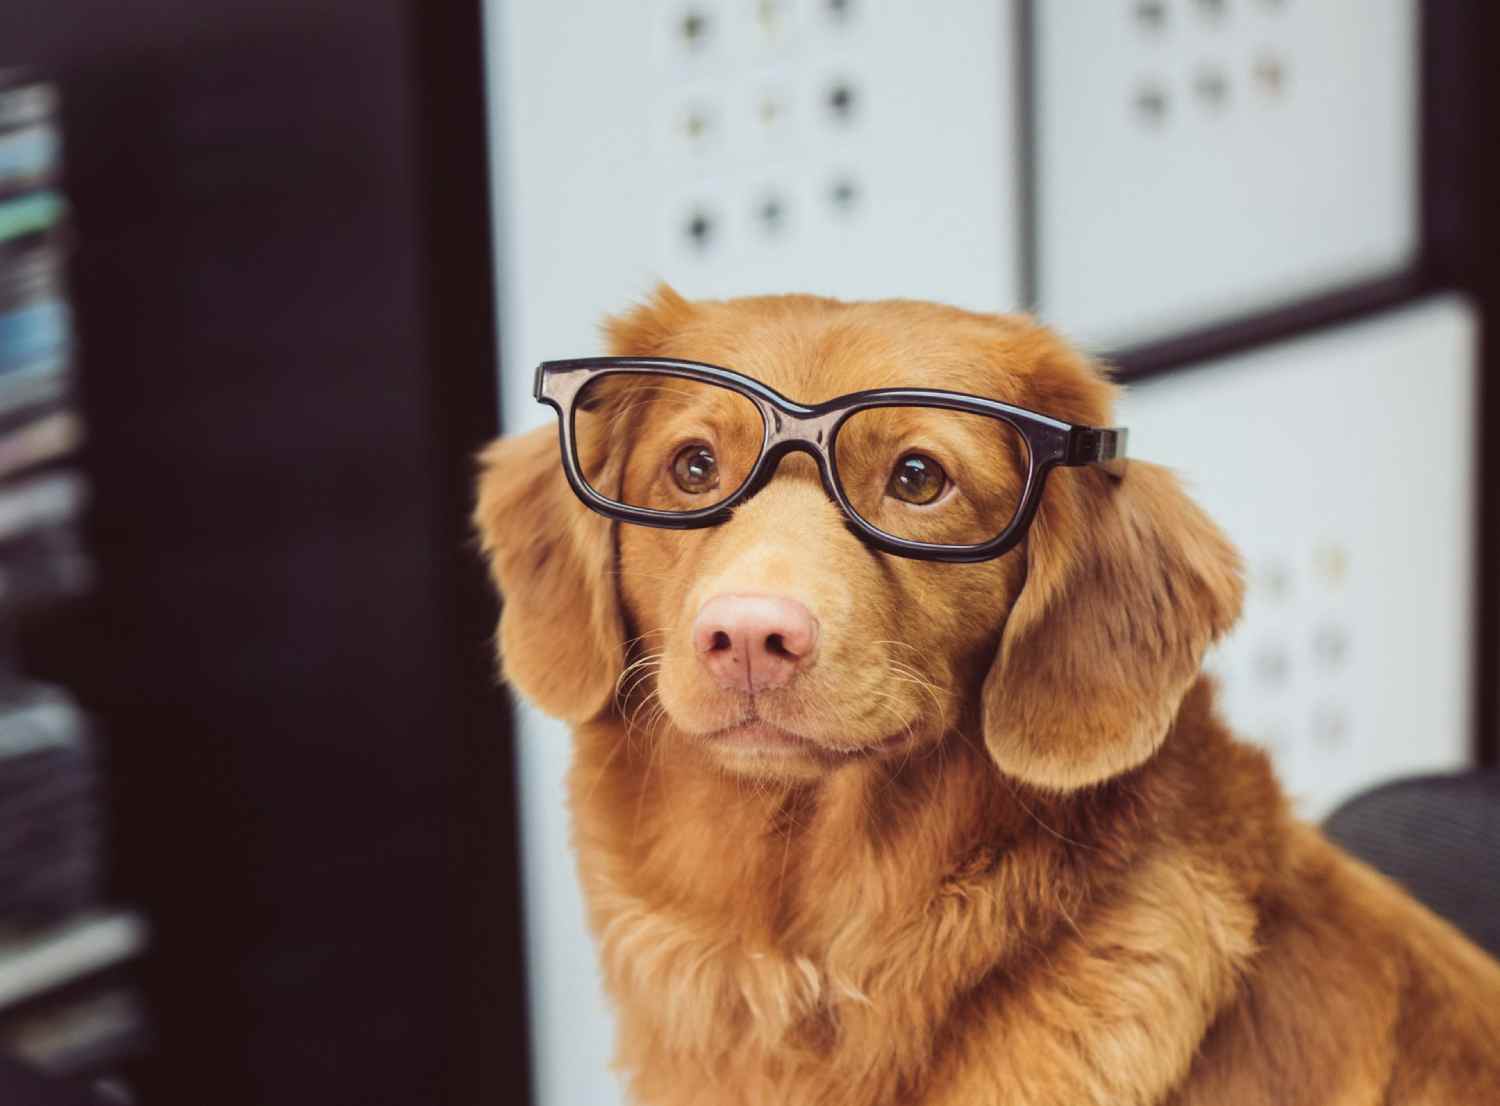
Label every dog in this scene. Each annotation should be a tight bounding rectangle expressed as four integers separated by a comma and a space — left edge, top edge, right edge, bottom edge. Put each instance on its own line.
475, 287, 1500, 1105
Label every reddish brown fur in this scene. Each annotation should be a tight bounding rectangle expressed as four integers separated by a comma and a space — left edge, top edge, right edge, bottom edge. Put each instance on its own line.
475, 288, 1500, 1105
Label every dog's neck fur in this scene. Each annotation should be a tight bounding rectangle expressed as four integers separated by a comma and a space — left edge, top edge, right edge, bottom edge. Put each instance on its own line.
569, 679, 1287, 1106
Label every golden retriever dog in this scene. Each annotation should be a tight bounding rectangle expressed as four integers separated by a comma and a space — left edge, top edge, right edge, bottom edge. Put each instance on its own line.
475, 287, 1500, 1105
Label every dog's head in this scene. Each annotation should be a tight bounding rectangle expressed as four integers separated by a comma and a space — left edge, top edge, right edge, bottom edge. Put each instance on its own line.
476, 288, 1242, 792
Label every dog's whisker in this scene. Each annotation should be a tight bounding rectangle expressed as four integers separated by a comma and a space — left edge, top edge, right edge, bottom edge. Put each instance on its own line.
867, 686, 917, 735
883, 657, 949, 695
620, 669, 671, 755
617, 649, 664, 691
620, 660, 663, 697
620, 628, 669, 650
617, 660, 664, 707
634, 694, 669, 746
886, 671, 948, 702
647, 699, 671, 738
865, 692, 921, 787
623, 692, 658, 741
618, 665, 666, 729
882, 656, 950, 710
883, 671, 948, 724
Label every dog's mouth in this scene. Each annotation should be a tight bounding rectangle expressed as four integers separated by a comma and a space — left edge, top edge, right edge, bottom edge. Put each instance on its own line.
704, 713, 911, 761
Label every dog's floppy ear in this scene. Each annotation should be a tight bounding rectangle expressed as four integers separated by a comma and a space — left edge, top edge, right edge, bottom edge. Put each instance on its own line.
981, 460, 1244, 792
473, 425, 623, 724
473, 284, 697, 721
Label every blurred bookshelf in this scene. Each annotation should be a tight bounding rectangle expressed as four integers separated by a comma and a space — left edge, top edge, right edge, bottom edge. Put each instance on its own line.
0, 70, 149, 1100
0, 0, 523, 1095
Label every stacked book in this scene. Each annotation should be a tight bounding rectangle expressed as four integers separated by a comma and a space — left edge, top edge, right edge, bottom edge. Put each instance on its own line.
0, 70, 148, 1095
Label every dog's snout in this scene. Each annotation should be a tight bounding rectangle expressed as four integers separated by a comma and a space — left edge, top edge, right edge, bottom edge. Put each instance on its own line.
692, 594, 819, 693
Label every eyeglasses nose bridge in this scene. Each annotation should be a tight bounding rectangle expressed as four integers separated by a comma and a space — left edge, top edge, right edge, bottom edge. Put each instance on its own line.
749, 402, 846, 502
761, 402, 844, 449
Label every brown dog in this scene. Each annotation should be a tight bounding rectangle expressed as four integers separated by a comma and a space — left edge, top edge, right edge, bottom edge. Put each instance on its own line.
476, 288, 1500, 1105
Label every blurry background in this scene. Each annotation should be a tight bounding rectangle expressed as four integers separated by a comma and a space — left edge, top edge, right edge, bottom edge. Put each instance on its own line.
0, 1, 1494, 1104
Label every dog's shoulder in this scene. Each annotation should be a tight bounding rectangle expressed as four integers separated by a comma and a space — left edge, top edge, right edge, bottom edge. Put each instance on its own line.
1169, 824, 1500, 1104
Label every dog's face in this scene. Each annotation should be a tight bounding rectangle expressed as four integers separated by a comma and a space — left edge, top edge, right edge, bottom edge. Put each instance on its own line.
606, 306, 1035, 784
477, 289, 1243, 792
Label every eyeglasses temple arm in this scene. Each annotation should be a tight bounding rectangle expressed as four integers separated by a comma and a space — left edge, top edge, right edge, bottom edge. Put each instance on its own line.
1064, 426, 1129, 478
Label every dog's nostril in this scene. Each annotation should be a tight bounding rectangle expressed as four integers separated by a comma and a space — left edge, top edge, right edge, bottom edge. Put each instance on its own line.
692, 594, 818, 691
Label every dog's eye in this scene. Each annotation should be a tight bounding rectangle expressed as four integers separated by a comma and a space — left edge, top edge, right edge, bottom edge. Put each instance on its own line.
671, 443, 720, 494
886, 454, 948, 505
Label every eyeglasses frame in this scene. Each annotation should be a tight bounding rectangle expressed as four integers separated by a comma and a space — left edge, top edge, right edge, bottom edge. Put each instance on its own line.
534, 356, 1127, 564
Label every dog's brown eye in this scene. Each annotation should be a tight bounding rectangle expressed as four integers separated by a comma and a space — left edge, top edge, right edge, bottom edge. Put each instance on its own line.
671, 443, 720, 494
887, 454, 947, 505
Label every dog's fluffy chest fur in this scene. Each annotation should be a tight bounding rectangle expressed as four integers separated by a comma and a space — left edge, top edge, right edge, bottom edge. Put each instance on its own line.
568, 693, 1280, 1106
562, 689, 1500, 1106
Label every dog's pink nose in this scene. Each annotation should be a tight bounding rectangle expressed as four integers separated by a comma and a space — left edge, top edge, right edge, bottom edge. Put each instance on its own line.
692, 594, 819, 694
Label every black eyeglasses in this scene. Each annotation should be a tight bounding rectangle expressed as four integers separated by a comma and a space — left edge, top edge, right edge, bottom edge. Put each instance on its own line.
534, 357, 1127, 563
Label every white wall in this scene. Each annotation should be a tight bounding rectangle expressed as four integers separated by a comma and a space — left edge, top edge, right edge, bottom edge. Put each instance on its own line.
1119, 296, 1476, 821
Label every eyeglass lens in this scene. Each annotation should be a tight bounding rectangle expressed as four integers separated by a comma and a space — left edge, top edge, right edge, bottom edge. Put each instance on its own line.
572, 371, 1030, 547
